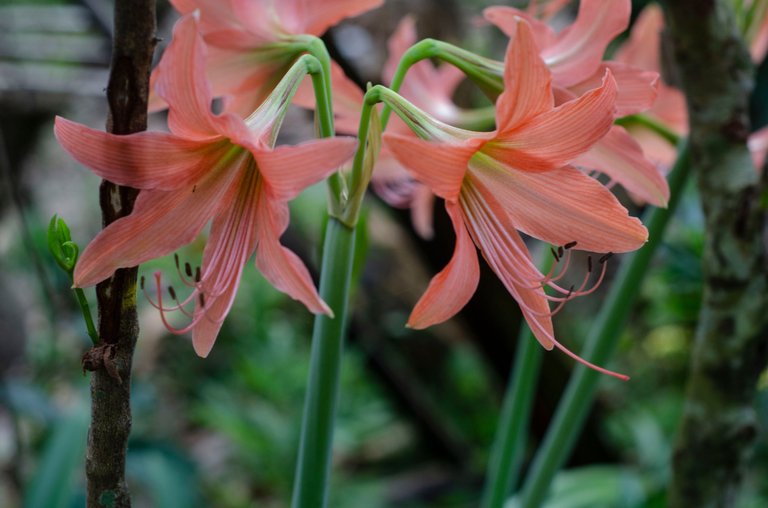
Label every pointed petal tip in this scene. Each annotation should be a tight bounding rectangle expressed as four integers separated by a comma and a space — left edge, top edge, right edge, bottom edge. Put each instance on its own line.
193, 338, 214, 358
319, 301, 334, 319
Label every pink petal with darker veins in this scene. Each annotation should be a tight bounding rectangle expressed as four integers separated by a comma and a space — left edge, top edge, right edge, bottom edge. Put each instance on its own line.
155, 14, 220, 140
74, 156, 242, 287
495, 19, 554, 131
469, 162, 648, 253
542, 0, 631, 87
407, 201, 480, 329
54, 117, 228, 191
255, 198, 331, 315
384, 134, 477, 201
576, 125, 670, 207
486, 71, 617, 172
257, 137, 358, 201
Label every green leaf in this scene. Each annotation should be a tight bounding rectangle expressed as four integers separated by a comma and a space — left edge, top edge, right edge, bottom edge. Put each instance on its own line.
506, 466, 648, 508
23, 408, 88, 508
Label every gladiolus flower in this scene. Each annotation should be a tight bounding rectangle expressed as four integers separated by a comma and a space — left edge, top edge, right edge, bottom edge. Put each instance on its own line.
152, 0, 383, 115
54, 15, 357, 357
384, 20, 647, 378
485, 0, 670, 207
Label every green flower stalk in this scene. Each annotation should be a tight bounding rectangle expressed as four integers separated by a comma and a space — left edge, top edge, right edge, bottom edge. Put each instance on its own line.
47, 214, 98, 345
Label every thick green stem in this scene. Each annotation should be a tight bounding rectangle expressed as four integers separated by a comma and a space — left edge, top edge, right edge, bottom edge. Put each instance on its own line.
305, 37, 347, 212
518, 142, 691, 508
480, 318, 545, 508
290, 218, 356, 508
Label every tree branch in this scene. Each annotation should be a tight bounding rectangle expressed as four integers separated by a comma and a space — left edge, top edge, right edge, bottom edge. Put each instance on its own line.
660, 1, 768, 506
84, 1, 156, 506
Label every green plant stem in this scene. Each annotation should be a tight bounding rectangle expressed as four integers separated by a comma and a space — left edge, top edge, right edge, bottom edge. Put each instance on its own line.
480, 255, 557, 508
517, 142, 690, 508
305, 37, 347, 210
291, 218, 356, 508
382, 39, 503, 128
481, 322, 544, 508
73, 287, 99, 345
615, 114, 681, 145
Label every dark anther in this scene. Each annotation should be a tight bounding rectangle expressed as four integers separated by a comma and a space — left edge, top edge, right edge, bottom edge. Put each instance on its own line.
185, 262, 193, 277
174, 253, 180, 268
199, 293, 206, 308
195, 267, 201, 283
564, 241, 577, 250
168, 286, 177, 300
557, 246, 564, 258
587, 256, 593, 273
551, 247, 560, 262
140, 275, 145, 290
567, 285, 575, 297
599, 252, 614, 264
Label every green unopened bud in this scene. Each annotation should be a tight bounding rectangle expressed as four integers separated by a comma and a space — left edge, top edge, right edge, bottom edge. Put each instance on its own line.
47, 214, 79, 276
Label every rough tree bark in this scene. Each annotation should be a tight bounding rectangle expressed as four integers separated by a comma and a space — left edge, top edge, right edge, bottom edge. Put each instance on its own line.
660, 1, 768, 506
83, 1, 156, 507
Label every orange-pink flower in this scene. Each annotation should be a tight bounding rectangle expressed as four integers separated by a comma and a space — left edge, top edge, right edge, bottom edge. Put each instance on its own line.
152, 0, 383, 115
55, 15, 357, 357
614, 3, 768, 172
384, 20, 647, 377
485, 0, 670, 207
374, 16, 472, 238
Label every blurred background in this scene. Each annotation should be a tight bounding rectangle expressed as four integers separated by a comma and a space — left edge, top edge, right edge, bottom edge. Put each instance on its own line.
1, 0, 768, 507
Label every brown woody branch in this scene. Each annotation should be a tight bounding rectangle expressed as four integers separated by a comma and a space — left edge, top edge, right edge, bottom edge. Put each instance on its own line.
84, 1, 156, 506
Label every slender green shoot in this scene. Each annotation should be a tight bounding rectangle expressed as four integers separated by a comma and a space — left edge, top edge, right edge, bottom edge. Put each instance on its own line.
480, 256, 553, 508
47, 215, 98, 345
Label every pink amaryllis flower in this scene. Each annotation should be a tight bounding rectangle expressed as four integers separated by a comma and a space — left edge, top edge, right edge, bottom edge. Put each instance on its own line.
614, 3, 768, 172
384, 20, 647, 378
55, 14, 357, 357
151, 0, 383, 115
373, 16, 475, 239
485, 0, 670, 207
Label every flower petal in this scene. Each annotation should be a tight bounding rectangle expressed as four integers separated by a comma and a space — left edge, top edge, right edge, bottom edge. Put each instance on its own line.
407, 201, 480, 328
576, 126, 670, 207
255, 198, 330, 315
469, 162, 647, 253
54, 116, 227, 191
614, 4, 663, 73
483, 6, 557, 50
486, 71, 617, 171
256, 137, 357, 201
749, 126, 768, 171
568, 62, 659, 117
459, 180, 554, 349
383, 133, 476, 201
191, 165, 261, 357
495, 18, 554, 131
155, 14, 220, 140
282, 0, 384, 36
463, 177, 629, 378
410, 186, 436, 240
73, 158, 242, 287
191, 279, 239, 358
542, 0, 631, 86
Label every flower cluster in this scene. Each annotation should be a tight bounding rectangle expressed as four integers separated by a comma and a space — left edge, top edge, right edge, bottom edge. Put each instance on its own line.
55, 0, 675, 375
